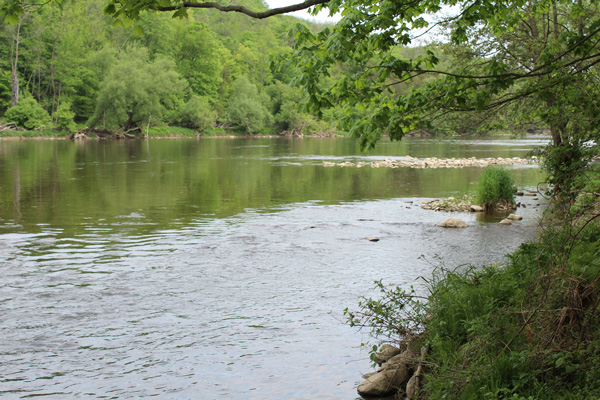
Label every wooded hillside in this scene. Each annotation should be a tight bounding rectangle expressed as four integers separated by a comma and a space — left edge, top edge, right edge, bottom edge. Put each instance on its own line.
0, 0, 341, 135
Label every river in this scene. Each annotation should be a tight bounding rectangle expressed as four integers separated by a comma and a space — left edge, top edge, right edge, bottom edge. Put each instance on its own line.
0, 136, 547, 399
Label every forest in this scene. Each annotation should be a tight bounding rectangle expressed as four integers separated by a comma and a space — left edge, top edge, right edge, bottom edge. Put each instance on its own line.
0, 0, 347, 136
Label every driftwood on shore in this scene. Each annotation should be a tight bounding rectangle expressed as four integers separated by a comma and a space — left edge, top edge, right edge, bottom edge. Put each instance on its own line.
73, 128, 139, 140
0, 121, 22, 132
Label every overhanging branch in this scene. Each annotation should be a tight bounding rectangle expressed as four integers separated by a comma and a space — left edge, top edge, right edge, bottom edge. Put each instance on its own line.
156, 0, 331, 19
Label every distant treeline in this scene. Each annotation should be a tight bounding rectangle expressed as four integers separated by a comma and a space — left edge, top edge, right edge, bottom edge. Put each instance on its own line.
0, 0, 344, 135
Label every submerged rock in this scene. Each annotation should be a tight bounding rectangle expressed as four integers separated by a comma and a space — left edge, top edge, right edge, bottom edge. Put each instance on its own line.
437, 217, 468, 228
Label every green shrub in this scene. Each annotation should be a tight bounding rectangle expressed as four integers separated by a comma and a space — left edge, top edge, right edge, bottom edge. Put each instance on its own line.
476, 167, 516, 211
5, 96, 52, 130
54, 101, 77, 133
174, 95, 216, 131
226, 75, 273, 134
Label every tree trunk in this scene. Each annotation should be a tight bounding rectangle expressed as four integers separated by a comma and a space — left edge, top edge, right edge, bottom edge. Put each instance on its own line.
10, 21, 22, 107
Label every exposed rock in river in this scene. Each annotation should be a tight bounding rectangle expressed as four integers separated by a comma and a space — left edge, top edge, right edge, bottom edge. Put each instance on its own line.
323, 156, 530, 169
437, 217, 469, 228
422, 196, 474, 212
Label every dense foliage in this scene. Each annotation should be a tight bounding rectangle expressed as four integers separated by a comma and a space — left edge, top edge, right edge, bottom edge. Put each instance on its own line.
0, 0, 340, 135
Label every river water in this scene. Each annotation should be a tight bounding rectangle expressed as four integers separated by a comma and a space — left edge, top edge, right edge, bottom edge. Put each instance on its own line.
0, 137, 547, 399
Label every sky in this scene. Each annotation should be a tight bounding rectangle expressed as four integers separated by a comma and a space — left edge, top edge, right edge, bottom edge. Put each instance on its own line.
264, 0, 340, 23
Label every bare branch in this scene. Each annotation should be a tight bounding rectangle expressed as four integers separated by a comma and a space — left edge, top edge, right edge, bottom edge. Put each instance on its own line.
156, 0, 331, 19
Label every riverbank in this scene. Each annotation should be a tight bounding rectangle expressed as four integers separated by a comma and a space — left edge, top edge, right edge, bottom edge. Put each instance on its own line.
350, 182, 600, 399
0, 122, 549, 141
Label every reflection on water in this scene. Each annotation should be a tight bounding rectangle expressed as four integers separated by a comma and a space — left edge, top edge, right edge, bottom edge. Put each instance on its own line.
0, 137, 547, 399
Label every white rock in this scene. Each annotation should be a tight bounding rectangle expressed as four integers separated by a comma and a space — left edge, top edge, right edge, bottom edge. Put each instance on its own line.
499, 219, 512, 225
507, 214, 523, 221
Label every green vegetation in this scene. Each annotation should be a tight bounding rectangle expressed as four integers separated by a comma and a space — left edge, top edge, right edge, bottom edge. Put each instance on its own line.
0, 0, 344, 137
475, 168, 516, 212
4, 95, 51, 129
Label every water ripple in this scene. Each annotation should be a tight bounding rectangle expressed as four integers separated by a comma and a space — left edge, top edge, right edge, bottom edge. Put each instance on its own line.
0, 198, 543, 399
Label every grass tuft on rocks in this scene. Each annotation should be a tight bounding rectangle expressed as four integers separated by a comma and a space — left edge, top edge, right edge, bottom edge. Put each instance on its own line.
476, 167, 516, 212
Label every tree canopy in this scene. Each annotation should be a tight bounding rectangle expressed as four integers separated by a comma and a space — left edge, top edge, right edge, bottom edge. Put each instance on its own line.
0, 0, 343, 135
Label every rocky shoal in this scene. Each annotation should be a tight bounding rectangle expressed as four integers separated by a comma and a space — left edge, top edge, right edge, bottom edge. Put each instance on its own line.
323, 156, 532, 169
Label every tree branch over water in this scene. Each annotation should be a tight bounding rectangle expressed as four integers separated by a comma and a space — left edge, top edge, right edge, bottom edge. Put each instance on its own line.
155, 0, 331, 19
0, 0, 332, 22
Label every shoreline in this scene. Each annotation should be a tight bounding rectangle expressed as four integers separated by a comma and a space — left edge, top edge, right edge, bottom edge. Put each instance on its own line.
0, 131, 550, 141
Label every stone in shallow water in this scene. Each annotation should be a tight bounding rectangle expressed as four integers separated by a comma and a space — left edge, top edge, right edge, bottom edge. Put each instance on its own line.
437, 217, 468, 228
470, 205, 484, 212
507, 214, 523, 221
499, 219, 512, 225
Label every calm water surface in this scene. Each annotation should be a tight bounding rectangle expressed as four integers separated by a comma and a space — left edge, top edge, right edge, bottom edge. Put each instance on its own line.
0, 137, 547, 399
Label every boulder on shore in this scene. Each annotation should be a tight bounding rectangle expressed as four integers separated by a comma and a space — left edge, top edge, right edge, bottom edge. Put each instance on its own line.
357, 365, 410, 397
437, 217, 468, 228
374, 344, 401, 365
358, 350, 416, 397
470, 205, 484, 212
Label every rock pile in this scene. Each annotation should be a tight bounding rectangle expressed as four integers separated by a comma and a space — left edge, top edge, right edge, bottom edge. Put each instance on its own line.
421, 196, 475, 212
323, 156, 530, 169
358, 336, 428, 399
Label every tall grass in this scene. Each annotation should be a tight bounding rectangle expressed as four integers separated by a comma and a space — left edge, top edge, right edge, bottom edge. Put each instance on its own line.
476, 167, 516, 211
